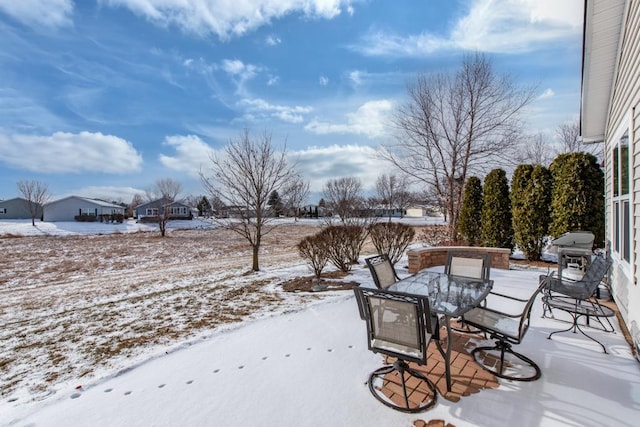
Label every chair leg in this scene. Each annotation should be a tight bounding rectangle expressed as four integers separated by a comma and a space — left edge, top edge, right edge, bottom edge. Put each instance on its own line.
368, 360, 437, 413
472, 341, 541, 381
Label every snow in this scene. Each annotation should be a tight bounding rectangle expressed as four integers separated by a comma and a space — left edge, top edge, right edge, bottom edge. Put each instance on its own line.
1, 219, 639, 426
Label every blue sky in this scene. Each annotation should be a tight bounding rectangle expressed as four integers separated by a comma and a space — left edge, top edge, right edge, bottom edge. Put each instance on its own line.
0, 0, 584, 204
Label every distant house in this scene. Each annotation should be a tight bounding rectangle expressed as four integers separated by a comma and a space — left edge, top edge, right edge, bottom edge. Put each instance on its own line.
300, 204, 328, 218
405, 205, 430, 217
135, 198, 193, 221
0, 197, 42, 220
44, 196, 125, 222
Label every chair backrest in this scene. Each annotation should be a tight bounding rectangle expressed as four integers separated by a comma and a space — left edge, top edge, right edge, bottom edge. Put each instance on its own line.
548, 255, 611, 300
365, 254, 399, 289
444, 251, 491, 282
353, 287, 432, 365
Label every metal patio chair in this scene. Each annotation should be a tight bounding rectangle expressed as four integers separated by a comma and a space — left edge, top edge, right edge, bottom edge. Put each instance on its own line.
444, 251, 492, 333
353, 286, 440, 412
462, 274, 554, 381
365, 253, 400, 290
444, 251, 491, 282
541, 254, 615, 351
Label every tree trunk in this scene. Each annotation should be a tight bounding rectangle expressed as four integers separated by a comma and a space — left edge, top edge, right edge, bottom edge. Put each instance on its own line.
252, 245, 260, 271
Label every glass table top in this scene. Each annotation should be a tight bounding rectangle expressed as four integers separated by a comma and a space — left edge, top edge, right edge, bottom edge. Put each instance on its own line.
387, 270, 493, 317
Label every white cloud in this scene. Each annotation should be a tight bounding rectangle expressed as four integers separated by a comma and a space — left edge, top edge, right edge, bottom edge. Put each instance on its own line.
355, 0, 583, 56
319, 76, 329, 86
356, 31, 452, 57
221, 59, 258, 78
267, 75, 279, 86
0, 0, 74, 29
266, 34, 281, 46
304, 99, 393, 138
349, 70, 363, 86
159, 134, 217, 177
291, 144, 382, 192
63, 186, 146, 202
219, 59, 261, 96
101, 0, 356, 39
239, 98, 313, 124
0, 131, 142, 173
538, 88, 555, 99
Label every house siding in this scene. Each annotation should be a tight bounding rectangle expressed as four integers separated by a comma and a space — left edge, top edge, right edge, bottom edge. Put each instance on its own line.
0, 198, 41, 220
608, 3, 640, 134
604, 0, 640, 353
135, 199, 192, 220
44, 196, 124, 221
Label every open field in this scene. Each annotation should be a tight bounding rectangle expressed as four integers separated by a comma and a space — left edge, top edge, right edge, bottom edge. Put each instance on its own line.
1, 221, 350, 404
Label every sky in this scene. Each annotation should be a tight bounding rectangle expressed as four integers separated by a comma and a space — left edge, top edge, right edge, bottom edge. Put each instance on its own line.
0, 0, 585, 204
3, 240, 638, 425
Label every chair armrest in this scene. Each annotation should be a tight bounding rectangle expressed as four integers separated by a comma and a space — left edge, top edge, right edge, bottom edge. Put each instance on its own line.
488, 290, 528, 303
476, 304, 523, 319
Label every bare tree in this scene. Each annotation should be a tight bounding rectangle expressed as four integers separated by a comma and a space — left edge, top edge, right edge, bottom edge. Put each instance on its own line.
322, 177, 364, 224
395, 190, 414, 219
200, 129, 298, 271
281, 174, 309, 221
556, 119, 603, 158
151, 178, 182, 202
375, 173, 410, 220
146, 178, 183, 237
17, 180, 49, 226
130, 193, 144, 218
382, 53, 535, 240
518, 132, 555, 166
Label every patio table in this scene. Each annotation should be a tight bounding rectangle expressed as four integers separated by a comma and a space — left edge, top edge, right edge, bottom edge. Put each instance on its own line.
387, 270, 493, 392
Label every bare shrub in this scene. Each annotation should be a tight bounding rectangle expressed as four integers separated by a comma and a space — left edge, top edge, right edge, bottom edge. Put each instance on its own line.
369, 222, 416, 264
318, 225, 367, 272
418, 225, 451, 246
343, 225, 368, 264
297, 233, 330, 278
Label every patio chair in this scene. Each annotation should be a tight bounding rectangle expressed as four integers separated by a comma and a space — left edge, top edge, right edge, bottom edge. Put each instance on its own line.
365, 254, 400, 290
444, 251, 492, 333
444, 251, 491, 282
544, 254, 610, 299
542, 254, 612, 320
542, 254, 615, 350
353, 286, 440, 412
462, 274, 554, 381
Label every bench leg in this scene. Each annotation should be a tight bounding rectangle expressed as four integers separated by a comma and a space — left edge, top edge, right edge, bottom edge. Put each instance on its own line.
548, 313, 607, 353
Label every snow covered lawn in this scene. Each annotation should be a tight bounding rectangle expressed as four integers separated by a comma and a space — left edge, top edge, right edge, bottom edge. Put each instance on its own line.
2, 218, 638, 426
0, 219, 332, 404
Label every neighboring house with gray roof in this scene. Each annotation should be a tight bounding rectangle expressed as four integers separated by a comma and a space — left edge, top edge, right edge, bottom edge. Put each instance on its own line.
43, 196, 125, 222
135, 198, 193, 221
0, 197, 42, 220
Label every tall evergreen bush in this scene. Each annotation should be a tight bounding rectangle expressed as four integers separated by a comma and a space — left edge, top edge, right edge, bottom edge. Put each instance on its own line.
481, 169, 513, 250
549, 152, 604, 246
458, 176, 483, 245
511, 164, 552, 260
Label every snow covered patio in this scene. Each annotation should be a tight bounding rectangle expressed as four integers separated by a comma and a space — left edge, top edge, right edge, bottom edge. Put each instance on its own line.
4, 265, 638, 427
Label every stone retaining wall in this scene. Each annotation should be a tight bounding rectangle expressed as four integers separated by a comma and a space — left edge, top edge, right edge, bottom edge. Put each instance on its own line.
407, 246, 511, 274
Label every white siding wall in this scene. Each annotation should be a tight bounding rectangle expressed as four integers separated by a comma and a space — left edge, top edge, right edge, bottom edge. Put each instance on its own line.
607, 0, 640, 354
43, 197, 123, 221
0, 198, 34, 219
